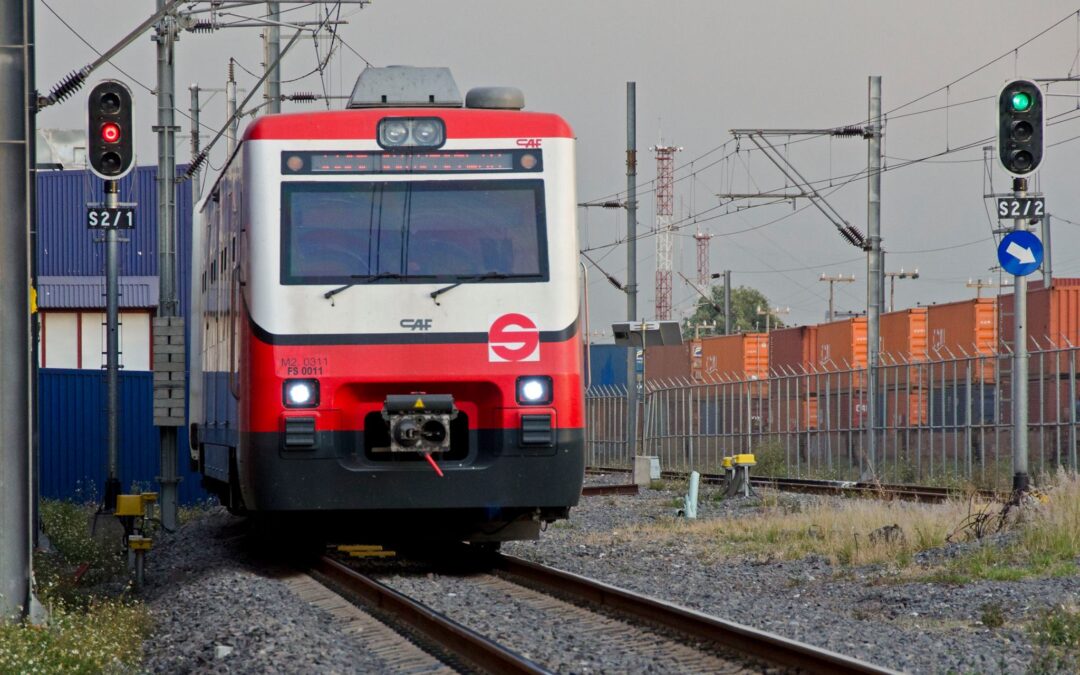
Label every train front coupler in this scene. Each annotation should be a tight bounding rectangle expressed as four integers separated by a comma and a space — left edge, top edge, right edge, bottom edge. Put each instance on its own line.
382, 394, 458, 475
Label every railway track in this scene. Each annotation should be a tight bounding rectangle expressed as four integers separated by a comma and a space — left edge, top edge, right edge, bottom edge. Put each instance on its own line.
587, 466, 1001, 503
308, 551, 896, 674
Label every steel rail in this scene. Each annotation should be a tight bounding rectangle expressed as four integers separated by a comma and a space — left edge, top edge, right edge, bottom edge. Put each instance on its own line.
495, 554, 899, 675
581, 483, 640, 496
586, 466, 1002, 503
311, 556, 548, 675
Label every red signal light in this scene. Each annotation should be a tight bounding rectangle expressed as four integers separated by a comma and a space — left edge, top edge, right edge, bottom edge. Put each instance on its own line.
100, 122, 121, 144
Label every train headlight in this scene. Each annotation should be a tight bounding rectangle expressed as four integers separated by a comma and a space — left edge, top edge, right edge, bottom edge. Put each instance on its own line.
379, 120, 409, 146
377, 117, 445, 149
411, 119, 443, 146
283, 379, 320, 408
516, 376, 552, 405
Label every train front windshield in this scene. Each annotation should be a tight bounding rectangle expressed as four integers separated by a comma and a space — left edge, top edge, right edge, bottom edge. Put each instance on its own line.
281, 179, 548, 284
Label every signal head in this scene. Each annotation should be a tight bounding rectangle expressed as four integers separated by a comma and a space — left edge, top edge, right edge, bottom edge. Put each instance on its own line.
87, 80, 134, 180
998, 79, 1043, 176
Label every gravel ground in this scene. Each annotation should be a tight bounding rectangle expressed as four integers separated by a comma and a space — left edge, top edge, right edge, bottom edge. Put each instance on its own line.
140, 512, 392, 673
504, 472, 1080, 674
137, 473, 1079, 673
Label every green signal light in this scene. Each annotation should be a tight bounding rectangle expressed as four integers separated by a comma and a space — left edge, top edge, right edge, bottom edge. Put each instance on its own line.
1011, 91, 1032, 112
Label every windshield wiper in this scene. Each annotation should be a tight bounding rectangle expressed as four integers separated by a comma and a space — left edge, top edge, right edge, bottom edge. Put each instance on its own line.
430, 272, 536, 305
323, 273, 407, 301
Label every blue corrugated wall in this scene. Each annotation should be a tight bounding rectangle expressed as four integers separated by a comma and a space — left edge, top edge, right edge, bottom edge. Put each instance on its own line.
37, 165, 204, 504
38, 369, 204, 504
36, 165, 193, 317
588, 344, 629, 388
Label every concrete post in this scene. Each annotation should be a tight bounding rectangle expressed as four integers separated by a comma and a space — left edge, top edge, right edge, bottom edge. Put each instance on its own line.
0, 0, 31, 621
155, 1, 180, 530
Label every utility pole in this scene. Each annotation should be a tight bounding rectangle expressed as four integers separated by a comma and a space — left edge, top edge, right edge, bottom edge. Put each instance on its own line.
0, 0, 31, 621
819, 273, 855, 321
723, 270, 732, 334
966, 277, 1007, 298
866, 75, 883, 480
885, 268, 919, 312
625, 82, 638, 457
154, 0, 180, 531
756, 305, 790, 333
264, 1, 281, 113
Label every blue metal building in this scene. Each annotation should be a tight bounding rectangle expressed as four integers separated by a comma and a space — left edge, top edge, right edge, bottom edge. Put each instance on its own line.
588, 344, 628, 389
36, 165, 206, 504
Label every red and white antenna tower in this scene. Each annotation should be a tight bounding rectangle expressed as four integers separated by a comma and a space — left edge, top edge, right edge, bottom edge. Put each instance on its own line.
693, 228, 712, 288
652, 143, 680, 320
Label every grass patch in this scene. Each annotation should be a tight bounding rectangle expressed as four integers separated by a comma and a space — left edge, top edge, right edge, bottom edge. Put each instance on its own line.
0, 600, 149, 673
588, 490, 969, 566
980, 602, 1005, 628
910, 471, 1080, 584
594, 470, 1080, 581
1028, 604, 1080, 674
0, 501, 152, 673
36, 502, 126, 604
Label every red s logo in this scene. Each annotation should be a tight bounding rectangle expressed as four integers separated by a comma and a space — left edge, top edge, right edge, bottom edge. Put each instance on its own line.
488, 313, 540, 362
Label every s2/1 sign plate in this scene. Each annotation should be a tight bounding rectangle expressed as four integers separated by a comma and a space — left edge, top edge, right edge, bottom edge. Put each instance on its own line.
86, 207, 135, 229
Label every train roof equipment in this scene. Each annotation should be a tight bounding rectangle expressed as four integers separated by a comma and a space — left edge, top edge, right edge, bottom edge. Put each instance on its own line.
347, 66, 463, 108
347, 65, 526, 111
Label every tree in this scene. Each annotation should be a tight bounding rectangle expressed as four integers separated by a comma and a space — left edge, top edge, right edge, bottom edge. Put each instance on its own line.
682, 285, 786, 337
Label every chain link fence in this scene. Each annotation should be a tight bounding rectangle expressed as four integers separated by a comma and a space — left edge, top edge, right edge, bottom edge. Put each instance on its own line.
585, 341, 1079, 489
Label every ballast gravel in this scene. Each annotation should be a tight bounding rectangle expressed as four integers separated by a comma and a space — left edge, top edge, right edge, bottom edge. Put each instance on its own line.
138, 475, 1080, 673
139, 513, 391, 674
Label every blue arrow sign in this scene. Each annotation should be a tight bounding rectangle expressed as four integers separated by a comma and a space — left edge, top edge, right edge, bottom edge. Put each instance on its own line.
997, 230, 1044, 276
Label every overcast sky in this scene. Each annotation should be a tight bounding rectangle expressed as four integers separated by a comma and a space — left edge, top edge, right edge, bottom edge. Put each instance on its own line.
35, 1, 1080, 337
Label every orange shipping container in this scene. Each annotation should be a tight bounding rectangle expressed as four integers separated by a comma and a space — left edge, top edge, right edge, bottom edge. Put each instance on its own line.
817, 317, 868, 371
699, 333, 769, 381
769, 325, 818, 374
926, 297, 997, 357
1000, 278, 1080, 350
880, 307, 928, 362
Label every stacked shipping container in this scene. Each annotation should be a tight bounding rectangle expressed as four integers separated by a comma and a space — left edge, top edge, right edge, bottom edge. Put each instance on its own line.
699, 333, 769, 381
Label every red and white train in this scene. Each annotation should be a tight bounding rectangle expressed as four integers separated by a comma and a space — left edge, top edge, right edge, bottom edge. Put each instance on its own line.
189, 67, 584, 542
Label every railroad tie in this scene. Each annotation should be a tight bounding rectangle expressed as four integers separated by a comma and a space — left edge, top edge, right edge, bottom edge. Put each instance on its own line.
279, 573, 456, 675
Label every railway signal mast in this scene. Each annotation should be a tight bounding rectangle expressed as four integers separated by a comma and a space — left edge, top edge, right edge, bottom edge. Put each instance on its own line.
996, 79, 1045, 499
87, 80, 136, 510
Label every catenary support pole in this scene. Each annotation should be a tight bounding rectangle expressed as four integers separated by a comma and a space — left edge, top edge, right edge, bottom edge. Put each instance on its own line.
1041, 215, 1052, 288
1013, 176, 1029, 495
865, 75, 883, 480
723, 270, 732, 334
626, 82, 638, 457
0, 0, 31, 621
190, 85, 201, 201
104, 180, 121, 509
264, 1, 280, 114
155, 0, 180, 530
226, 59, 237, 156
27, 0, 39, 549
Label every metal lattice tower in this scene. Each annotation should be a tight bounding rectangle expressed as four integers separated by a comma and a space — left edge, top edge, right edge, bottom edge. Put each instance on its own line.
693, 229, 712, 288
652, 144, 680, 319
